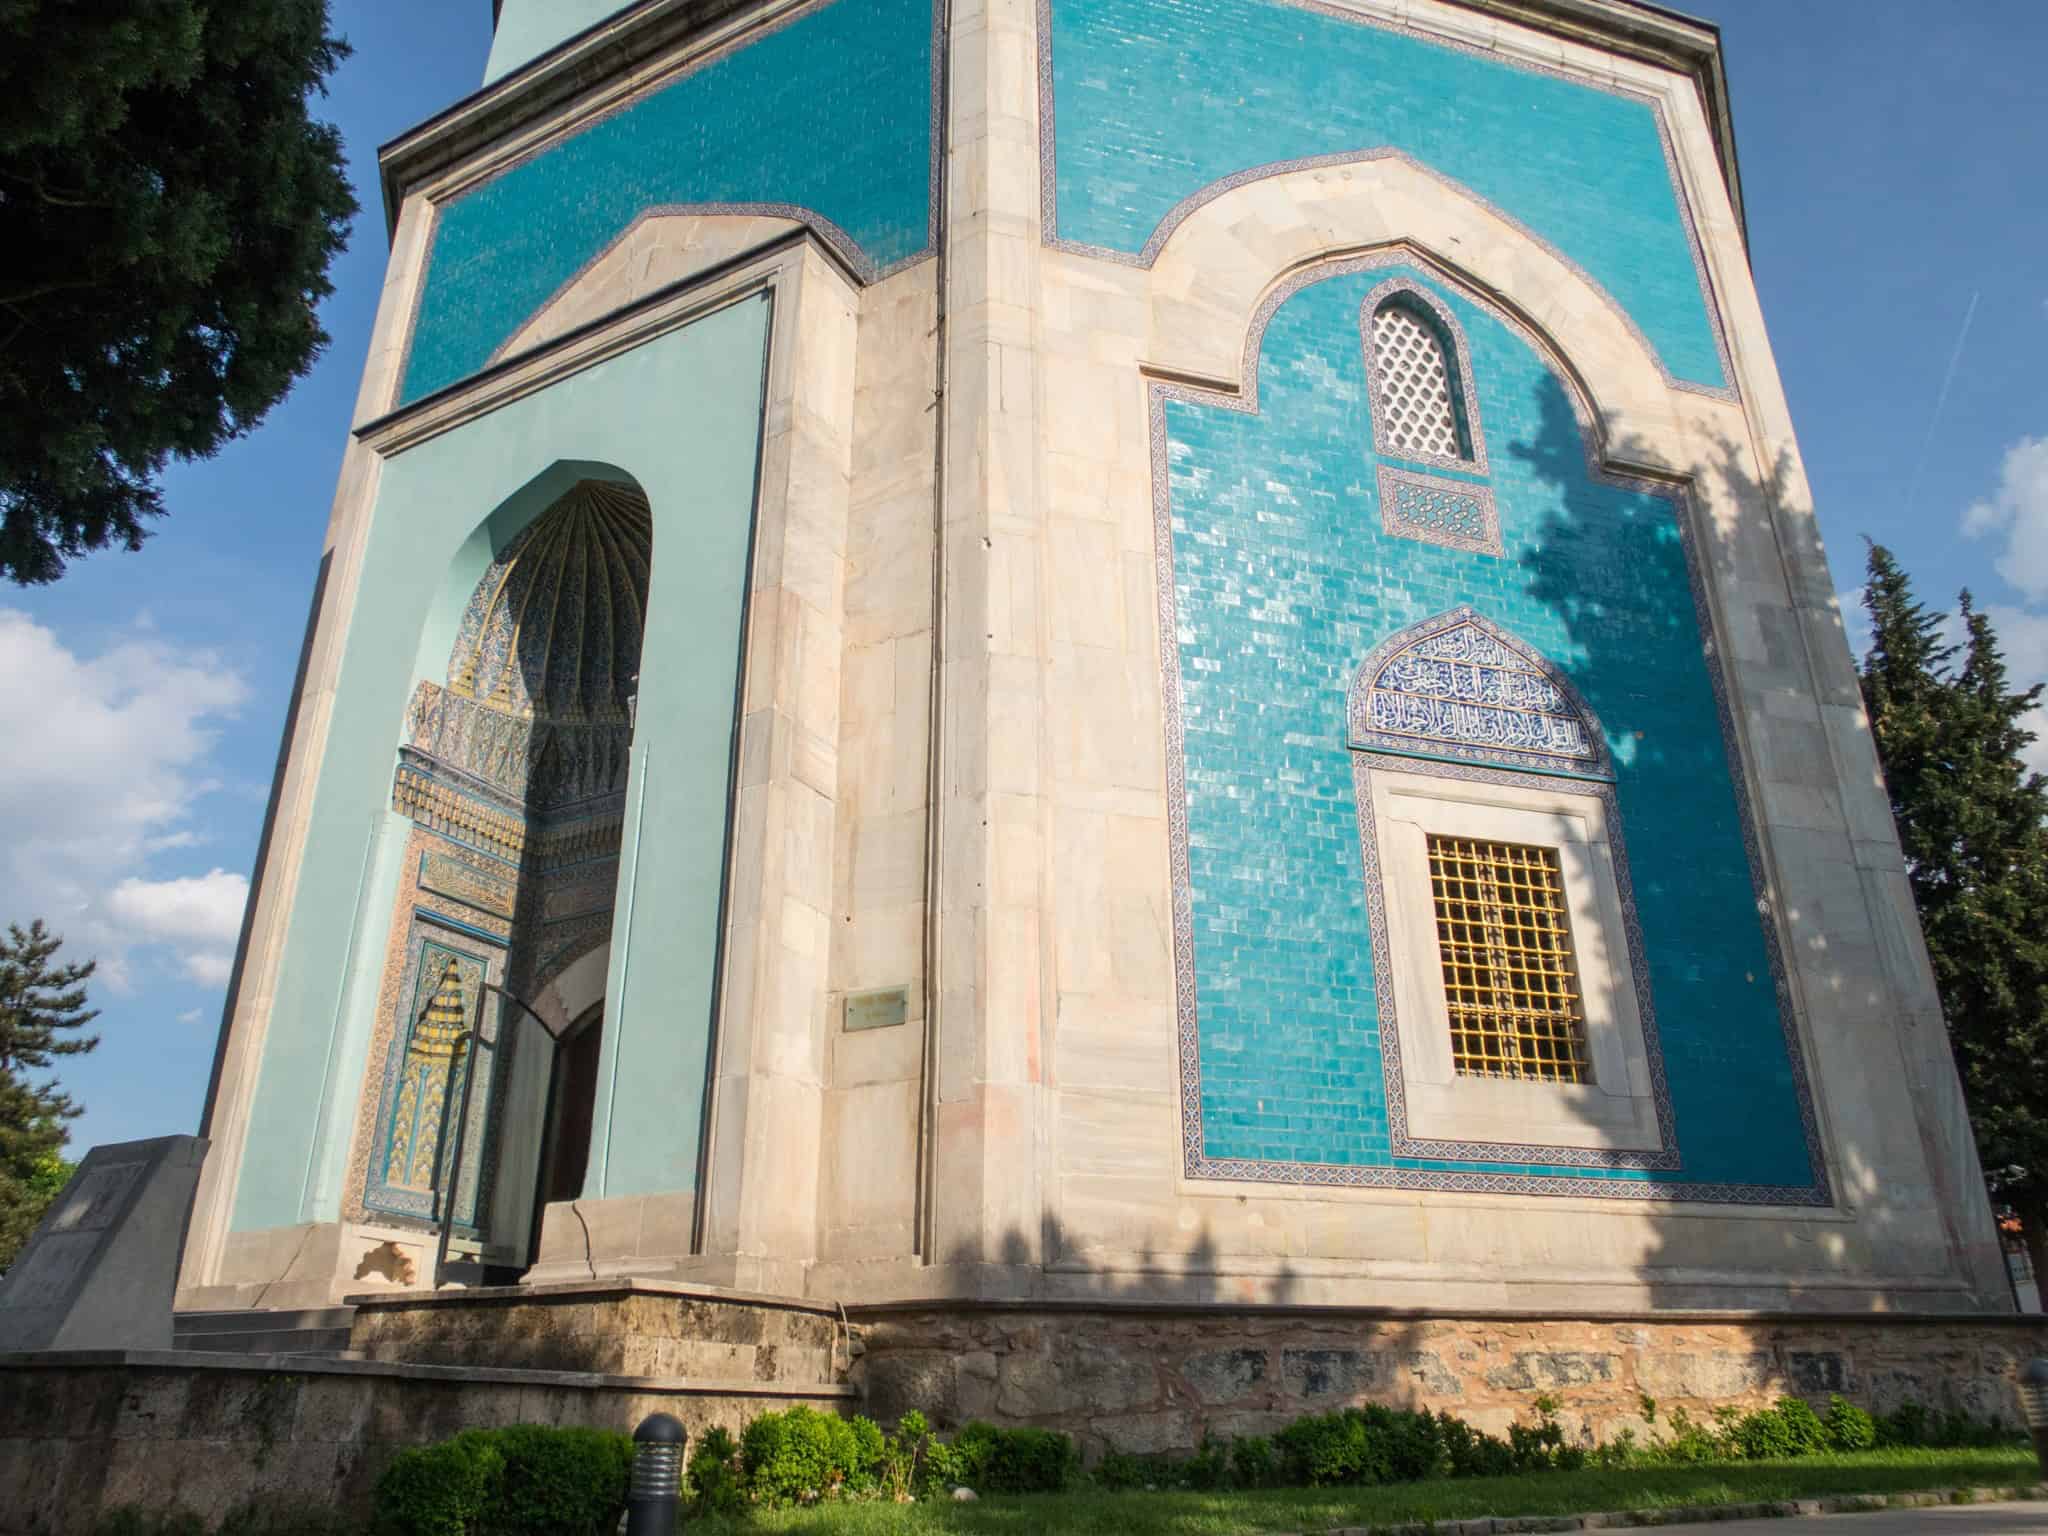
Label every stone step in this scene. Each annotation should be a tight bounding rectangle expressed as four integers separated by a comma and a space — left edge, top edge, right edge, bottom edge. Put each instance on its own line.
346, 1280, 852, 1388
173, 1307, 356, 1357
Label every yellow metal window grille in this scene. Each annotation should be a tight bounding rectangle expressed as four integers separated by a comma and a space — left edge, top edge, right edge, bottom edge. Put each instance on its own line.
1425, 835, 1591, 1084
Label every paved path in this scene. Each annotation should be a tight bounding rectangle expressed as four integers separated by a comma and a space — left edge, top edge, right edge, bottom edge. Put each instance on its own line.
1643, 1502, 2048, 1535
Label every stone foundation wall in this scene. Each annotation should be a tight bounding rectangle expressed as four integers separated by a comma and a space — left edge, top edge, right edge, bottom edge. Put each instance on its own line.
850, 1307, 2048, 1460
347, 1278, 846, 1383
0, 1351, 852, 1536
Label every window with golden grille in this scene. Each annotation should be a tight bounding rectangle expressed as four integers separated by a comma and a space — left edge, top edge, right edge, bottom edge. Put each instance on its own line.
1425, 834, 1591, 1084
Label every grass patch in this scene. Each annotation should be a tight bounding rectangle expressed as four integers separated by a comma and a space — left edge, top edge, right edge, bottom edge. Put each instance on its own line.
685, 1446, 2042, 1535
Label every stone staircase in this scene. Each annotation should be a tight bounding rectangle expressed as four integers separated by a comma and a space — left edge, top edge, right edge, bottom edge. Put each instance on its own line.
172, 1306, 356, 1357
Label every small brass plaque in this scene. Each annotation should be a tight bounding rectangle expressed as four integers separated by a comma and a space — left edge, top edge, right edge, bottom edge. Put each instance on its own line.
844, 987, 909, 1032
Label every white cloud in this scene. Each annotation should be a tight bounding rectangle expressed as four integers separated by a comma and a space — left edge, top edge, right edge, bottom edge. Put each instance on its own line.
176, 1008, 203, 1026
2022, 707, 2048, 781
181, 951, 237, 987
1836, 585, 1872, 665
107, 868, 249, 987
107, 869, 248, 946
1963, 435, 2048, 601
1984, 603, 2048, 678
0, 610, 249, 989
1983, 605, 2048, 780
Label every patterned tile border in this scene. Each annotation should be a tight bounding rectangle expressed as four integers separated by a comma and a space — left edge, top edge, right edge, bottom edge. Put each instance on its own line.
419, 848, 518, 921
1350, 750, 1680, 1170
1147, 250, 1831, 1207
1361, 277, 1489, 475
1035, 0, 1741, 403
348, 852, 513, 1234
1375, 465, 1502, 559
398, 0, 946, 403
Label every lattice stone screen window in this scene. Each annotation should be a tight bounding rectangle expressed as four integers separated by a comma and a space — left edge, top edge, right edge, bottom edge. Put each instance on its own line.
1368, 301, 1467, 462
1425, 835, 1591, 1085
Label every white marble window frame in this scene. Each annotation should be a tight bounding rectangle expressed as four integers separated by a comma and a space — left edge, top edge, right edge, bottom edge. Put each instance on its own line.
1365, 764, 1662, 1153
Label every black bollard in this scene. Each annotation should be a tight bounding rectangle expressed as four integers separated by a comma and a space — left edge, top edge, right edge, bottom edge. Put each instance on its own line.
2023, 1358, 2048, 1481
625, 1412, 686, 1535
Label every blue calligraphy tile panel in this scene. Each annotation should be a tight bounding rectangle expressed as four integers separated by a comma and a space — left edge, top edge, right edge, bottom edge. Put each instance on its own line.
1045, 0, 1731, 392
401, 0, 935, 403
1162, 265, 1818, 1196
1351, 607, 1602, 776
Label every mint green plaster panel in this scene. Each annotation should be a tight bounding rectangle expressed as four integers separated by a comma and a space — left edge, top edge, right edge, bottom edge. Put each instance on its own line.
485, 0, 631, 83
231, 294, 771, 1232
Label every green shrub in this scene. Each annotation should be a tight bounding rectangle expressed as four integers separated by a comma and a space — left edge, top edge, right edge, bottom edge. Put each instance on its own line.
1277, 1408, 1371, 1486
1181, 1436, 1230, 1490
1645, 1405, 1726, 1464
1439, 1411, 1516, 1479
1506, 1397, 1584, 1473
1362, 1404, 1446, 1482
1590, 1426, 1640, 1469
1727, 1404, 1785, 1460
871, 1412, 928, 1502
373, 1434, 504, 1536
688, 1425, 746, 1515
1825, 1394, 1877, 1453
742, 1404, 876, 1505
1728, 1397, 1833, 1461
1938, 1408, 2010, 1447
1878, 1403, 1929, 1447
939, 1421, 1077, 1495
1230, 1434, 1278, 1489
483, 1424, 632, 1535
1776, 1396, 1831, 1455
844, 1416, 888, 1495
1274, 1405, 1542, 1488
1092, 1450, 1148, 1491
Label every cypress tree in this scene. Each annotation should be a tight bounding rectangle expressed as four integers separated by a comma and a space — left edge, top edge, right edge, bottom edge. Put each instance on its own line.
1858, 545, 2048, 1291
0, 920, 99, 1271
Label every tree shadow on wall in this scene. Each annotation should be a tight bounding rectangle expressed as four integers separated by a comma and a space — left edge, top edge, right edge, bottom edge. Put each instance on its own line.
1506, 373, 1995, 1333
852, 1216, 1473, 1459
853, 387, 2016, 1464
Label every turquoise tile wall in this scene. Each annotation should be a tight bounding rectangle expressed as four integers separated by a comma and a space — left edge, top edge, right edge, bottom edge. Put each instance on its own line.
1165, 266, 1815, 1193
400, 0, 933, 403
1048, 0, 1729, 391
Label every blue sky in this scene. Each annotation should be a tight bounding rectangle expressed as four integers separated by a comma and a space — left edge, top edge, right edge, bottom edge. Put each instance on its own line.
7, 0, 2044, 1154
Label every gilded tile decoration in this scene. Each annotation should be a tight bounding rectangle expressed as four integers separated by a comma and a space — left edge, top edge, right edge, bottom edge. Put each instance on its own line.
381, 957, 472, 1194
361, 919, 507, 1228
1376, 466, 1501, 559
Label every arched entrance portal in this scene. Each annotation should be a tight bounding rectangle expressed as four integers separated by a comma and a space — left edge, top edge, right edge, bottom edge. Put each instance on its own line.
355, 472, 652, 1271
